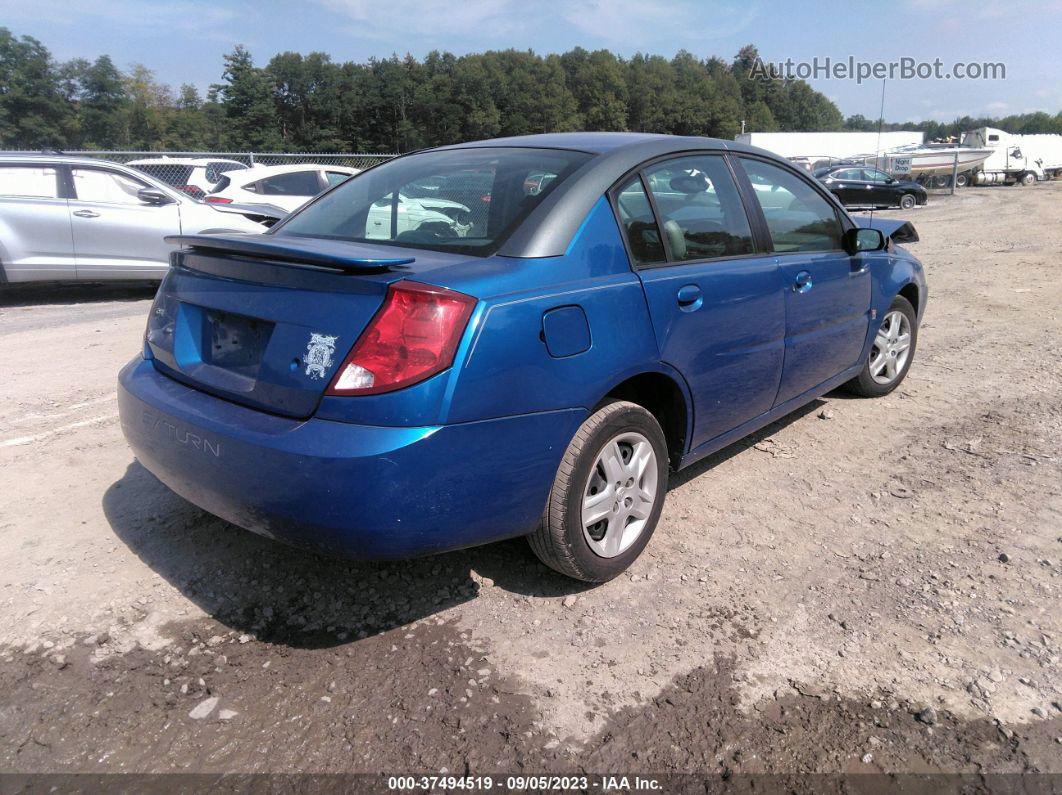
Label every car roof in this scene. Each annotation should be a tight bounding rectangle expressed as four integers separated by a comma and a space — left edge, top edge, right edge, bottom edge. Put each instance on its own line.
0, 153, 191, 200
126, 157, 248, 167
423, 133, 795, 258
227, 163, 358, 182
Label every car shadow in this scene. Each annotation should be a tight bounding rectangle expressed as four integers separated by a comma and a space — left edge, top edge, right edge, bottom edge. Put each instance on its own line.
102, 461, 582, 650
103, 398, 829, 649
0, 281, 158, 308
668, 399, 824, 489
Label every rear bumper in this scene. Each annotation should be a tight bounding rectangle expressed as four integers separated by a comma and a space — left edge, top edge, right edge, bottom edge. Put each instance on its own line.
118, 357, 583, 559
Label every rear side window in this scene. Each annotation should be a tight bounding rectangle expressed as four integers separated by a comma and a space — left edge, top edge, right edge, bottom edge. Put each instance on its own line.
0, 166, 60, 198
71, 168, 148, 204
278, 147, 593, 257
132, 164, 194, 187
205, 162, 245, 183
325, 171, 352, 186
641, 155, 753, 262
739, 158, 843, 253
257, 171, 324, 196
614, 176, 665, 265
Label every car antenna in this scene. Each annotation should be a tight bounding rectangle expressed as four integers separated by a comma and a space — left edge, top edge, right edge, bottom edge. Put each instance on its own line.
871, 78, 886, 229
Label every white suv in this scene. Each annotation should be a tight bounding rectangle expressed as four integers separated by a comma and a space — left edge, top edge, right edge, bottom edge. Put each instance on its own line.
127, 157, 249, 199
0, 155, 270, 283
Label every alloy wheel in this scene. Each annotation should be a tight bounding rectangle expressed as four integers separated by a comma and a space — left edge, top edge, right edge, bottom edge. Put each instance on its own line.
869, 310, 912, 385
581, 432, 659, 558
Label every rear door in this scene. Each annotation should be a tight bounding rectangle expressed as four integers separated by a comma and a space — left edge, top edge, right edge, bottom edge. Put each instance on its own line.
862, 169, 895, 206
0, 163, 74, 281
69, 166, 179, 280
735, 156, 871, 406
619, 153, 785, 449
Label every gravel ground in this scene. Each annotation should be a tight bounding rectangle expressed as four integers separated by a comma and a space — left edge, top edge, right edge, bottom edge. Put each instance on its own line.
1, 184, 1060, 779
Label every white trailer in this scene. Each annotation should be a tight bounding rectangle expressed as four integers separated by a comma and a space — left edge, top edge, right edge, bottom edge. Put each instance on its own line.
961, 127, 1062, 186
735, 131, 924, 165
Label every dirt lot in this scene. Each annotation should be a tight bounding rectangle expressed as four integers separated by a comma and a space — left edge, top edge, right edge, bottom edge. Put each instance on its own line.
1, 185, 1060, 782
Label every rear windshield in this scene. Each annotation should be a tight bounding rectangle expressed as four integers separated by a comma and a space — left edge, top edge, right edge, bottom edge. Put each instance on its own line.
133, 164, 193, 186
275, 147, 593, 256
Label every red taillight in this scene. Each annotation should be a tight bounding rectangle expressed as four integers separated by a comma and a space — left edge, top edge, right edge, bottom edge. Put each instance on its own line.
326, 280, 476, 396
205, 195, 232, 204
178, 185, 206, 199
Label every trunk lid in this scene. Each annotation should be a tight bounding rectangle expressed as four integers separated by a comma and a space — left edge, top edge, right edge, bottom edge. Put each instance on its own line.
146, 234, 429, 418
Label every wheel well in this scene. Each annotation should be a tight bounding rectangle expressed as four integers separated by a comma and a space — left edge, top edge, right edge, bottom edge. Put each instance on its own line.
602, 373, 688, 469
898, 283, 919, 315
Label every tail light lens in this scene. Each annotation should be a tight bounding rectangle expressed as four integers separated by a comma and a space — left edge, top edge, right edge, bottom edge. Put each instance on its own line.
204, 196, 232, 204
177, 185, 206, 199
326, 280, 476, 396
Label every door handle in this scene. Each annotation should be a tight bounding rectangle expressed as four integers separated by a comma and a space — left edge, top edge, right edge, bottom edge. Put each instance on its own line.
676, 284, 702, 310
793, 271, 813, 293
73, 210, 100, 218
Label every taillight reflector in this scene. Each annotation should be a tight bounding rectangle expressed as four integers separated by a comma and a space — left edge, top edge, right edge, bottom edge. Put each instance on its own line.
326, 280, 476, 396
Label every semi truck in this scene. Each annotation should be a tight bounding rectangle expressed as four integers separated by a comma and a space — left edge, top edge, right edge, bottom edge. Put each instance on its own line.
962, 127, 1062, 186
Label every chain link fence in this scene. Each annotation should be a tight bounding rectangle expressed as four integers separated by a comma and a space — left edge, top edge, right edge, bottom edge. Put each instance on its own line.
64, 151, 397, 200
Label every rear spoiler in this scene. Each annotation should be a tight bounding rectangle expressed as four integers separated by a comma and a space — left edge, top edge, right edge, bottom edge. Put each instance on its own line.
164, 233, 415, 271
856, 217, 919, 245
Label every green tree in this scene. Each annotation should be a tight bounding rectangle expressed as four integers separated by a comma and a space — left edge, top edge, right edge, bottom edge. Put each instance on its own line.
76, 55, 129, 148
215, 45, 282, 150
0, 28, 72, 148
560, 48, 628, 131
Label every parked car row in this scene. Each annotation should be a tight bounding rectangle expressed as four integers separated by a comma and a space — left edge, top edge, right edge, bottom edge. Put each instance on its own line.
0, 154, 272, 283
0, 154, 494, 284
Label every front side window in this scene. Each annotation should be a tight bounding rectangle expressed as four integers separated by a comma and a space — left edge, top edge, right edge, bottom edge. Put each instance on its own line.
641, 155, 753, 262
256, 171, 324, 196
863, 169, 891, 183
740, 158, 843, 254
614, 176, 665, 265
71, 168, 148, 205
0, 166, 59, 198
277, 147, 593, 256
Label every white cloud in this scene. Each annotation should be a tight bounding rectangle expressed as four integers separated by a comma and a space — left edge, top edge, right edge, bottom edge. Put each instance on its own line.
314, 0, 525, 43
0, 0, 240, 43
314, 0, 760, 52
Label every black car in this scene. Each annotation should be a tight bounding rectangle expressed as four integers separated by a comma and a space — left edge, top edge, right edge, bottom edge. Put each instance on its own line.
814, 165, 928, 210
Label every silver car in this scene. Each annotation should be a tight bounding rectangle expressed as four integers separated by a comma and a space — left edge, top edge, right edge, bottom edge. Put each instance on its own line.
0, 154, 270, 284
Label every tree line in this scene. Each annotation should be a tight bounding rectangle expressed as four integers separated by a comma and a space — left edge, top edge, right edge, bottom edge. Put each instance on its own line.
2, 28, 1060, 154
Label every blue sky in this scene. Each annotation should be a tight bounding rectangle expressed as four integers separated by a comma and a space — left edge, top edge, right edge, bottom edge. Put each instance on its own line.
2, 0, 1060, 123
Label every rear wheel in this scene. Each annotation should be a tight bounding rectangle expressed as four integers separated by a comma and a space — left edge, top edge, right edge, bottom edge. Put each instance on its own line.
528, 401, 668, 582
844, 296, 917, 397
899, 193, 917, 210
955, 172, 969, 188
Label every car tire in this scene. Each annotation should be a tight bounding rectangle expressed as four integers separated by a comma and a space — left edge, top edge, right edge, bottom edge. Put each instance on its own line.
843, 295, 918, 398
899, 193, 917, 210
528, 400, 669, 582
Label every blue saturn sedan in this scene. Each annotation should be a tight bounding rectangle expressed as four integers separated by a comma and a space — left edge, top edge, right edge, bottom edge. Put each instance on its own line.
118, 133, 927, 582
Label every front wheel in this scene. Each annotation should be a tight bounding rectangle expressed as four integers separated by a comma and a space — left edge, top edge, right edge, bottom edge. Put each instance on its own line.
528, 401, 669, 582
1020, 172, 1037, 186
843, 296, 918, 398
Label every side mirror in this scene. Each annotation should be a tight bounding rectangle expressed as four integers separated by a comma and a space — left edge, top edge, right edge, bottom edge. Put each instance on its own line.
138, 188, 174, 206
843, 227, 886, 255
